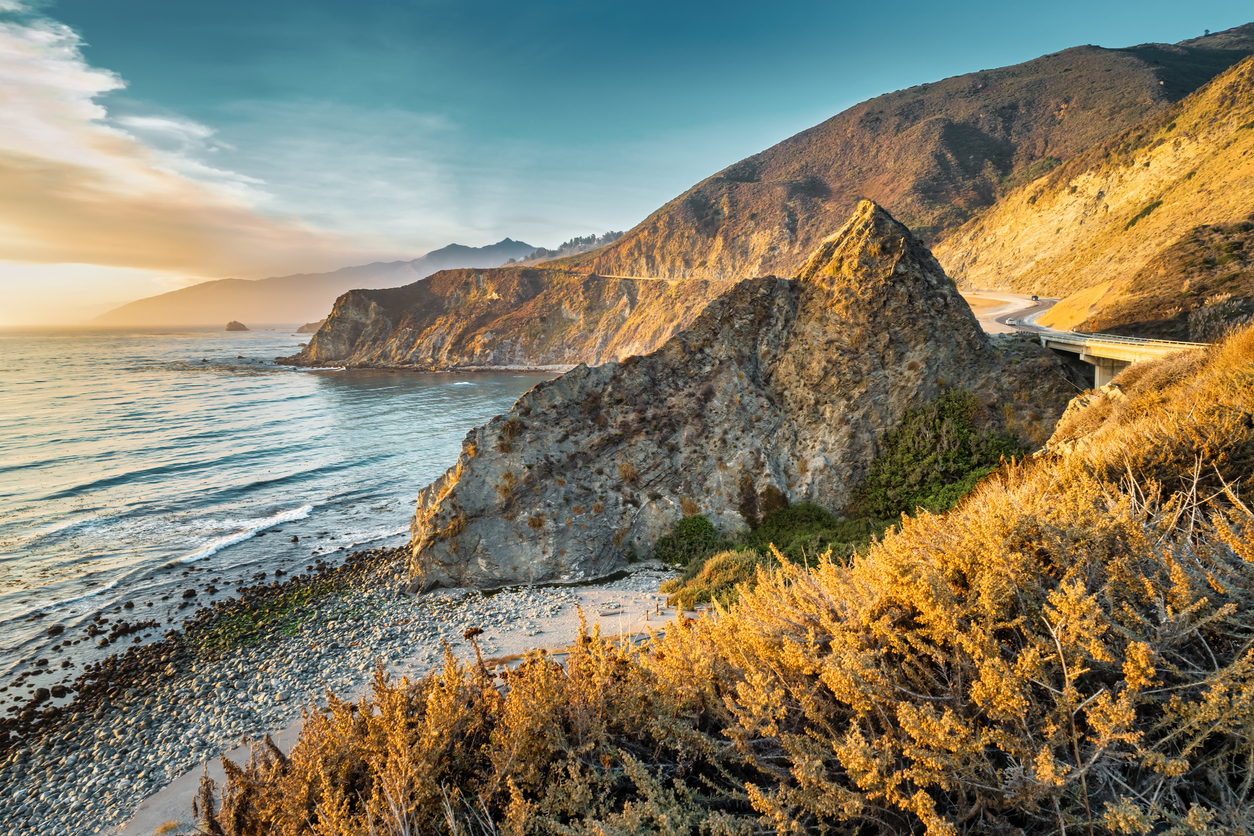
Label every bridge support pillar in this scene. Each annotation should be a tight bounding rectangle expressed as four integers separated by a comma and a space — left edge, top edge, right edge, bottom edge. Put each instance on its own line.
1081, 354, 1131, 387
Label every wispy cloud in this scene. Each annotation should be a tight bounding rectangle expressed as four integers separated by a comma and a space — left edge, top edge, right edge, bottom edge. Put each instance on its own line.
0, 3, 390, 280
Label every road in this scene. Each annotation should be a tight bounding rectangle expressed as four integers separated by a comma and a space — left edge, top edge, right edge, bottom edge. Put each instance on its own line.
959, 290, 1057, 334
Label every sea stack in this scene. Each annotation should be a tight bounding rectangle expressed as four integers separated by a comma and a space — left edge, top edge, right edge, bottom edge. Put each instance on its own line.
225, 321, 249, 332
408, 201, 1000, 589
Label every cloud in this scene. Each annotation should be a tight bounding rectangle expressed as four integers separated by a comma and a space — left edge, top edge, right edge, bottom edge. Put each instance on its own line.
0, 5, 392, 279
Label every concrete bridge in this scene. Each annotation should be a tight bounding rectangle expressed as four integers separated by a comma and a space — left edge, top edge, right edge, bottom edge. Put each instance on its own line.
1037, 331, 1208, 386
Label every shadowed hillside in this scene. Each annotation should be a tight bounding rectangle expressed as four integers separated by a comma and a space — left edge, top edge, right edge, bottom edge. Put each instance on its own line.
284, 267, 736, 369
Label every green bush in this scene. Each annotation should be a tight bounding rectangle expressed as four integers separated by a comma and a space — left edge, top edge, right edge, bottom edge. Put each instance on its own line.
651, 515, 731, 566
849, 390, 1025, 519
744, 503, 888, 566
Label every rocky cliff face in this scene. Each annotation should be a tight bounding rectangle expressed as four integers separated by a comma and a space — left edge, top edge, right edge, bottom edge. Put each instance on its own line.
284, 268, 734, 369
407, 202, 1079, 589
934, 55, 1254, 335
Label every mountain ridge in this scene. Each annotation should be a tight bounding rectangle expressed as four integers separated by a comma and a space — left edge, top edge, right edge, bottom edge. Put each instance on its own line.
554, 24, 1254, 283
91, 239, 536, 327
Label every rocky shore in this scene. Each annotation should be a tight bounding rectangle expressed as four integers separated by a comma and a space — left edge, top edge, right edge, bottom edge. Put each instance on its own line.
0, 548, 672, 836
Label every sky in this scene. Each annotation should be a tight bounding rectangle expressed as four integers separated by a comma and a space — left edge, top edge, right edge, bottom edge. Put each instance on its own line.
0, 0, 1251, 324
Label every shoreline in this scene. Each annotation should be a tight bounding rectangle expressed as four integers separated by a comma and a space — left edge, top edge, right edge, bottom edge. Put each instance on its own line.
279, 360, 578, 374
0, 547, 674, 836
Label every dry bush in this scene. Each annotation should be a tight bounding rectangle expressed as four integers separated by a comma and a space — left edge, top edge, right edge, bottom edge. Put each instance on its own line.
618, 460, 640, 485
208, 326, 1254, 835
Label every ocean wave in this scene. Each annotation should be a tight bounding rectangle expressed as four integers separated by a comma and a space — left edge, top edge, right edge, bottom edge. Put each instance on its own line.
39, 578, 120, 610
178, 504, 315, 563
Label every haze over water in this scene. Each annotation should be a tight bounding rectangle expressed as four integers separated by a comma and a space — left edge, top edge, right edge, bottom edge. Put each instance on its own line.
0, 326, 548, 710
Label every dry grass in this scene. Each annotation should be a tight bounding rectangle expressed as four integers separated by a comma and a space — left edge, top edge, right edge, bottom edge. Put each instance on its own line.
202, 326, 1254, 835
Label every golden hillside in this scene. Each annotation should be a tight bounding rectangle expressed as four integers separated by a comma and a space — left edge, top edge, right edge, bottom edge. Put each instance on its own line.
935, 55, 1254, 337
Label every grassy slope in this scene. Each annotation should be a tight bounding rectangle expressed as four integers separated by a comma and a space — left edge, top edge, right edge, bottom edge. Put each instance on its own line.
196, 325, 1254, 836
935, 54, 1254, 337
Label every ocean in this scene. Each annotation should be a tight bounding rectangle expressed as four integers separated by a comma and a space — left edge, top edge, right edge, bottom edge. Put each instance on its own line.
0, 325, 550, 712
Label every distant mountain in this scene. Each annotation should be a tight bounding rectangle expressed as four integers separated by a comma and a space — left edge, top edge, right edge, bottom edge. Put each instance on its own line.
556, 24, 1254, 282
935, 54, 1254, 340
91, 239, 536, 327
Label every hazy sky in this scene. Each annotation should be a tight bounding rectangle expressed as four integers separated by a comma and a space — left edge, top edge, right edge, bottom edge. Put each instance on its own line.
1, 0, 1250, 323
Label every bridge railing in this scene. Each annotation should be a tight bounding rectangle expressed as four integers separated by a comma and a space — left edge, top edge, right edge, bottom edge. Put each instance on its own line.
1042, 331, 1210, 350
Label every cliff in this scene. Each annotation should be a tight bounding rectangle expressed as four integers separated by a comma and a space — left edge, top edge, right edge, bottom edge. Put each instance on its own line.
283, 268, 735, 369
555, 25, 1254, 284
406, 202, 1083, 589
934, 54, 1254, 337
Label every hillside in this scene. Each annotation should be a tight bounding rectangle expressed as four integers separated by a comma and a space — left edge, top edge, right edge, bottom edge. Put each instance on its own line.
550, 24, 1254, 284
935, 54, 1254, 337
285, 27, 1254, 371
91, 239, 535, 327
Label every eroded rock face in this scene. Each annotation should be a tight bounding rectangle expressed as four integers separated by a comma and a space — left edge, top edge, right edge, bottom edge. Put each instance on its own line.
407, 201, 1060, 589
282, 269, 734, 370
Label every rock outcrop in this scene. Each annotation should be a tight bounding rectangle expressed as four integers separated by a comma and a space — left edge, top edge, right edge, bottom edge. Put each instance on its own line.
225, 321, 249, 332
296, 319, 326, 334
407, 202, 1080, 589
282, 269, 734, 369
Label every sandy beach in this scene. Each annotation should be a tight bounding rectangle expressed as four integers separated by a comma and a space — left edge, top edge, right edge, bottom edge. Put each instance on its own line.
0, 549, 677, 836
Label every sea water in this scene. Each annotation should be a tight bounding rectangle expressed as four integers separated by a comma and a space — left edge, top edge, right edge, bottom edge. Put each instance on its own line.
0, 326, 550, 711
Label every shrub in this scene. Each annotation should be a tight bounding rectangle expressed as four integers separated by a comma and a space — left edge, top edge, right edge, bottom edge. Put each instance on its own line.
743, 503, 886, 566
660, 548, 765, 610
1124, 198, 1163, 231
652, 515, 731, 566
849, 389, 1025, 519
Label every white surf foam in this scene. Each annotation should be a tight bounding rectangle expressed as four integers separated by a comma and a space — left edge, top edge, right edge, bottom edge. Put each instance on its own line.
178, 504, 315, 563
40, 578, 120, 610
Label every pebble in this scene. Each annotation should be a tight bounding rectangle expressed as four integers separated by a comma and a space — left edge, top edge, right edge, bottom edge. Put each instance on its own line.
0, 555, 673, 836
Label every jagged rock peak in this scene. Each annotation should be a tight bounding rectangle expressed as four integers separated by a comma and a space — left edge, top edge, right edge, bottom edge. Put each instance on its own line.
796, 200, 955, 289
406, 202, 999, 590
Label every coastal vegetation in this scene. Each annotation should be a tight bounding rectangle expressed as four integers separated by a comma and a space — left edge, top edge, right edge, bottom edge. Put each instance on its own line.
197, 328, 1254, 834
